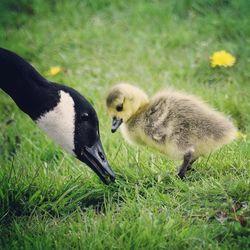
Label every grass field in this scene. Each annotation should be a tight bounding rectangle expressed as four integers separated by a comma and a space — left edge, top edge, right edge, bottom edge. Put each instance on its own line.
0, 0, 250, 249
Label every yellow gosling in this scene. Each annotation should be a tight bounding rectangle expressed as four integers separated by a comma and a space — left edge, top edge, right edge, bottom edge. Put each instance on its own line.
106, 83, 237, 178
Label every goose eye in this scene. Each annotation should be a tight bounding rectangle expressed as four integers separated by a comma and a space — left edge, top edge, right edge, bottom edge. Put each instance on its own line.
80, 113, 89, 121
116, 104, 123, 112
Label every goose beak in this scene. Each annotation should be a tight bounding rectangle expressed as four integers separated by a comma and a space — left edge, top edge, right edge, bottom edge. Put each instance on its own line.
82, 139, 115, 184
111, 117, 123, 133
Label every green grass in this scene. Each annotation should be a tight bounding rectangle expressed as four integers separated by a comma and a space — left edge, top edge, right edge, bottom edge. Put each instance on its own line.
0, 0, 250, 249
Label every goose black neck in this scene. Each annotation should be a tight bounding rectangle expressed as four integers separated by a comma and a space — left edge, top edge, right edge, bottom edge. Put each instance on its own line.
0, 47, 48, 93
0, 48, 56, 120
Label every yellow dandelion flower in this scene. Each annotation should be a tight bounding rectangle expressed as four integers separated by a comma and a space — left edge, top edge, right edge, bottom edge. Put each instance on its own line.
210, 50, 236, 68
49, 66, 62, 76
236, 131, 247, 141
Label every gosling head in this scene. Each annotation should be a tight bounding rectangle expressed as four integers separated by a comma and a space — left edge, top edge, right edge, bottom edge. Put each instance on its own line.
106, 83, 149, 133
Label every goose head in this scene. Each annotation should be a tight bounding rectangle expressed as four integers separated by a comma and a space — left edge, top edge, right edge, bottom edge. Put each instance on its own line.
36, 88, 116, 185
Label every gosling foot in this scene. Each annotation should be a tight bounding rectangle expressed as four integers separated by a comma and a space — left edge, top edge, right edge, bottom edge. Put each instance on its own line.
177, 151, 197, 179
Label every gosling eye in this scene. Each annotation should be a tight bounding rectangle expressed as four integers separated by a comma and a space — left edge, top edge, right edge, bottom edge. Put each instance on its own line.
80, 112, 89, 121
116, 104, 123, 112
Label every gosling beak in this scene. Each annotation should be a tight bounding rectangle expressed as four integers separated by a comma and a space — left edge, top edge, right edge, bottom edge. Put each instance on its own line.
111, 117, 123, 133
82, 139, 115, 184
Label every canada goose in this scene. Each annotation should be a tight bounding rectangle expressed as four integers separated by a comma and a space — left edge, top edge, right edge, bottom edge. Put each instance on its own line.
106, 83, 236, 178
0, 47, 115, 184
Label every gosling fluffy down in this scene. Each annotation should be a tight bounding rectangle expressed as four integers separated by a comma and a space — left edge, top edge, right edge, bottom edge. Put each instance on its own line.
106, 83, 237, 178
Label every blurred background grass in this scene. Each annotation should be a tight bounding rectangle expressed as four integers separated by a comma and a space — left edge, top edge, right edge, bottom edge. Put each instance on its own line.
0, 0, 249, 249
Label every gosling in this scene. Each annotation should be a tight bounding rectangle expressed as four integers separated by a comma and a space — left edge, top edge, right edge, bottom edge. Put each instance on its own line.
106, 83, 237, 178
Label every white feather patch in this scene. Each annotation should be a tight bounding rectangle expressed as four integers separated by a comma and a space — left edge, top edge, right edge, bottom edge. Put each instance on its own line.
36, 90, 75, 154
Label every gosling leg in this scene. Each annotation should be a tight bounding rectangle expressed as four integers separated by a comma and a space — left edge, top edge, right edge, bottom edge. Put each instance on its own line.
177, 151, 195, 179
186, 158, 197, 171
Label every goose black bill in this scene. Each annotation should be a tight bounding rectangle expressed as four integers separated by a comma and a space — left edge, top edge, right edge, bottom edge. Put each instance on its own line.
81, 139, 115, 184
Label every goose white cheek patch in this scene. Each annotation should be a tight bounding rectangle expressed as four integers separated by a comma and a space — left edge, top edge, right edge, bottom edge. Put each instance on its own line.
36, 90, 75, 154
